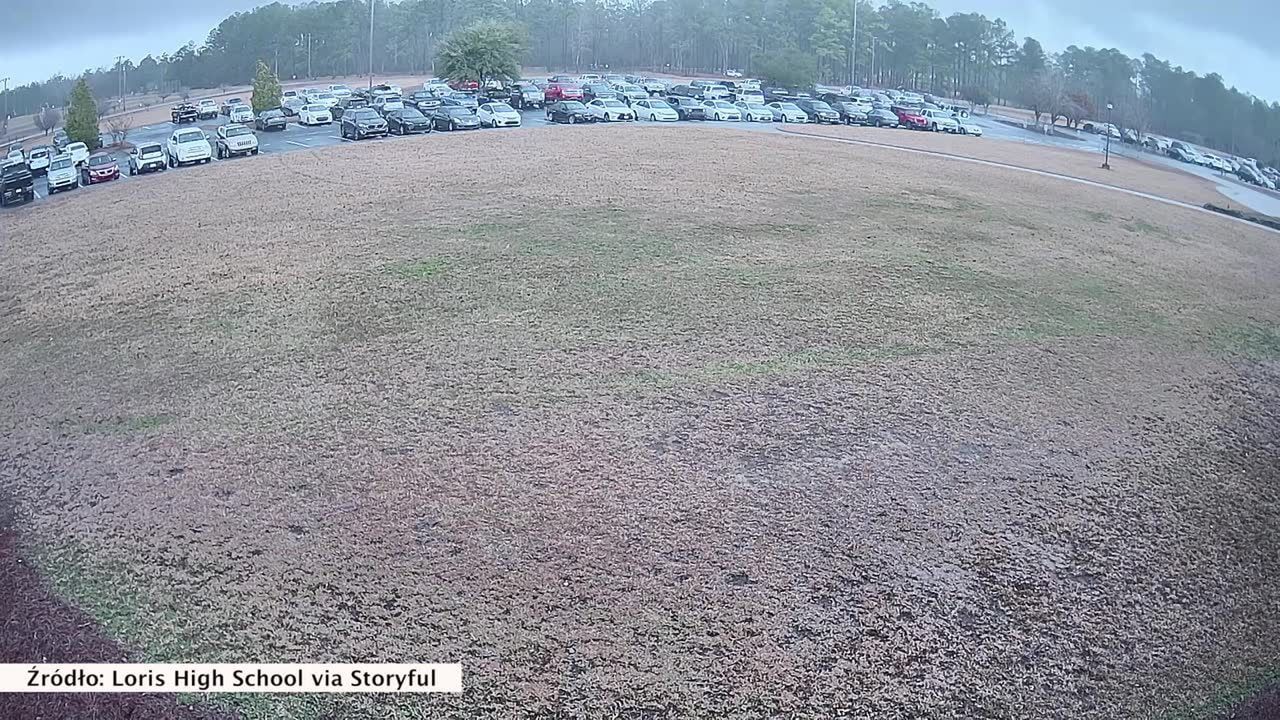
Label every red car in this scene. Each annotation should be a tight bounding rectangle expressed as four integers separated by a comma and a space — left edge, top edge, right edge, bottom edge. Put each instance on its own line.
449, 80, 479, 91
81, 151, 120, 185
544, 82, 584, 102
893, 106, 929, 130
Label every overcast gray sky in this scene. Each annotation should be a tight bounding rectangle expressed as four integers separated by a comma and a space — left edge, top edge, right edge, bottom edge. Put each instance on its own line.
2, 0, 1278, 100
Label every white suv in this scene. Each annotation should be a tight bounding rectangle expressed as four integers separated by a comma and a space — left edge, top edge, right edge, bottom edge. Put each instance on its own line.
166, 128, 212, 167
46, 154, 79, 193
920, 109, 960, 133
215, 124, 259, 158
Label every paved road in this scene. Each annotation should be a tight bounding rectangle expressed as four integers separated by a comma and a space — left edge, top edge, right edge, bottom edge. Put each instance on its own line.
967, 113, 1280, 215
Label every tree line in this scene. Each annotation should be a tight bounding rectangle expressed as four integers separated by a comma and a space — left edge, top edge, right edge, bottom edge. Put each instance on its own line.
3, 0, 1278, 165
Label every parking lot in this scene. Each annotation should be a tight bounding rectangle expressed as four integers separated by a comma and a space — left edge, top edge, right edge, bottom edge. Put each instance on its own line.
4, 105, 978, 211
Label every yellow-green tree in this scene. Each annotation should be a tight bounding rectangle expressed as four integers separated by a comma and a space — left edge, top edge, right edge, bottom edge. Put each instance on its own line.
250, 61, 282, 113
65, 78, 100, 147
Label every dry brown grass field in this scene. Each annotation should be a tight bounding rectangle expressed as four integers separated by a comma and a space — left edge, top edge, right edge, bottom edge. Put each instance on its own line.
2, 126, 1278, 719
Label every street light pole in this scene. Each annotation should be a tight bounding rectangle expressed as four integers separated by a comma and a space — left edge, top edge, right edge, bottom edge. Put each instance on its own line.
870, 37, 876, 87
369, 0, 376, 89
1102, 102, 1113, 170
116, 56, 126, 107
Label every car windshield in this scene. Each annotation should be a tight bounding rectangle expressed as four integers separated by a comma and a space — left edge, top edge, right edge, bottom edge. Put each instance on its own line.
68, 143, 87, 152
349, 109, 379, 121
746, 103, 768, 111
315, 93, 334, 100
561, 102, 586, 111
304, 105, 325, 112
715, 101, 734, 109
601, 100, 625, 108
139, 144, 162, 154
621, 85, 643, 92
648, 100, 672, 110
89, 155, 113, 166
399, 109, 425, 120
176, 131, 204, 143
200, 100, 215, 106
779, 103, 801, 111
490, 103, 514, 113
51, 158, 71, 170
810, 101, 833, 111
226, 127, 251, 137
447, 107, 471, 116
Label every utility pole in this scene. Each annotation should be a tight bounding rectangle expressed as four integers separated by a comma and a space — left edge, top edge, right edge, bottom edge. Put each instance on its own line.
870, 37, 876, 88
1, 77, 9, 129
116, 56, 126, 108
369, 0, 376, 89
849, 0, 857, 86
298, 34, 313, 78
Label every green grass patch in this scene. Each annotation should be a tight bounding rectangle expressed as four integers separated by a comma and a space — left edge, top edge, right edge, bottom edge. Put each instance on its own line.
387, 258, 448, 280
1211, 320, 1280, 359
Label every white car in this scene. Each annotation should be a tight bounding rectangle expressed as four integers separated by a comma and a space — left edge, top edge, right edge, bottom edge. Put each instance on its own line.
166, 127, 212, 167
423, 82, 452, 95
701, 100, 742, 121
6, 148, 25, 165
215, 124, 259, 158
327, 84, 353, 98
585, 98, 634, 122
27, 146, 52, 175
306, 92, 340, 109
477, 102, 521, 128
229, 104, 255, 124
65, 142, 90, 166
734, 101, 773, 122
920, 109, 959, 132
955, 118, 983, 136
632, 98, 678, 122
298, 104, 332, 125
735, 91, 765, 104
767, 102, 807, 123
45, 154, 79, 193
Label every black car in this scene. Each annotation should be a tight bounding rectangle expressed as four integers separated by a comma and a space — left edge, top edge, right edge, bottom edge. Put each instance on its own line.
794, 99, 841, 124
340, 107, 389, 140
255, 109, 288, 131
545, 101, 592, 124
581, 83, 617, 102
440, 92, 478, 111
831, 101, 869, 125
386, 107, 433, 135
668, 96, 709, 121
408, 91, 442, 112
330, 97, 369, 120
865, 108, 900, 128
665, 84, 697, 99
1, 161, 34, 207
430, 106, 481, 131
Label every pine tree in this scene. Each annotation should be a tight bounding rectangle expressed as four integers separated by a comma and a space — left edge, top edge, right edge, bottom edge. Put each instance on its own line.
65, 78, 100, 148
251, 61, 282, 114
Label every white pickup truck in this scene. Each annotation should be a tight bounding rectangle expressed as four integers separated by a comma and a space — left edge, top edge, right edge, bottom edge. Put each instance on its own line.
166, 127, 213, 167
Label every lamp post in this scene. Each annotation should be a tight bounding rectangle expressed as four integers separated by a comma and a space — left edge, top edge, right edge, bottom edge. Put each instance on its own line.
116, 56, 127, 108
870, 37, 876, 87
368, 0, 376, 89
849, 0, 857, 86
1102, 102, 1113, 170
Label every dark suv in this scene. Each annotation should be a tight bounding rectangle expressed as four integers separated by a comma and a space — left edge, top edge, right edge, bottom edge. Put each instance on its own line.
668, 96, 709, 121
340, 107, 389, 140
794, 99, 841, 124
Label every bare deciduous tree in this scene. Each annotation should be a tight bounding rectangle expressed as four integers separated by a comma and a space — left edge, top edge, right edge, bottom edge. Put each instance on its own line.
33, 107, 62, 135
104, 113, 134, 147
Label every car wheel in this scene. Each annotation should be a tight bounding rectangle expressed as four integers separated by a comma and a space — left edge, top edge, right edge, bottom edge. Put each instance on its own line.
604, 114, 611, 122
252, 148, 259, 155
569, 115, 576, 125
959, 127, 967, 135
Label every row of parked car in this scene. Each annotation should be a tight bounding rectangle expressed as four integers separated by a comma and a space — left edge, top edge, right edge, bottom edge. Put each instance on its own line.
1, 75, 990, 207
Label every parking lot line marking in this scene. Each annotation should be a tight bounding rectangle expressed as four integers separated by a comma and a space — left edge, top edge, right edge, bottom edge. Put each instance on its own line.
286, 140, 310, 148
